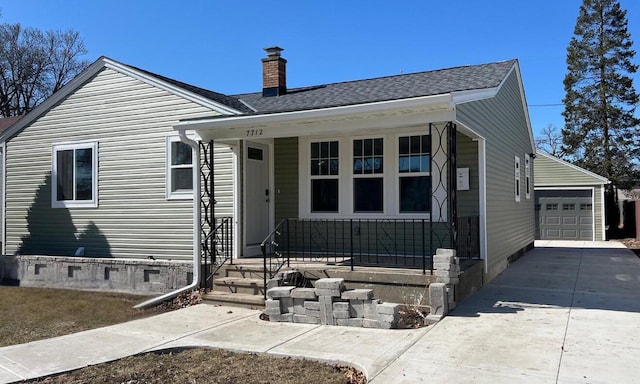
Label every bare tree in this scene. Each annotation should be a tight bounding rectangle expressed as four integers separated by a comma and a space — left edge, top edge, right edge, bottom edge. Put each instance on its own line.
535, 124, 566, 157
0, 23, 89, 117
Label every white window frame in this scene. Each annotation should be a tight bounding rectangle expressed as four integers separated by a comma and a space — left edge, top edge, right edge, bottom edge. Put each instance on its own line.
51, 141, 98, 209
166, 136, 195, 200
309, 140, 340, 213
515, 155, 521, 202
524, 153, 531, 200
352, 137, 385, 213
299, 129, 439, 220
397, 134, 431, 214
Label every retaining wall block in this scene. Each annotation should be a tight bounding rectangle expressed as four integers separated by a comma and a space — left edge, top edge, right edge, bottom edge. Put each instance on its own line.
349, 299, 365, 318
279, 297, 294, 314
364, 299, 381, 319
435, 248, 457, 257
293, 298, 306, 315
304, 301, 320, 311
315, 288, 344, 297
434, 270, 460, 278
363, 319, 380, 328
293, 314, 320, 324
267, 286, 295, 299
269, 313, 294, 322
428, 282, 449, 317
333, 302, 349, 312
341, 289, 374, 300
319, 296, 336, 325
305, 309, 320, 319
314, 278, 345, 290
433, 263, 461, 271
291, 287, 317, 299
333, 310, 350, 319
337, 318, 364, 327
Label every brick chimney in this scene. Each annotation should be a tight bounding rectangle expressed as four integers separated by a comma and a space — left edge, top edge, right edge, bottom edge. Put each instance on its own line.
262, 46, 287, 97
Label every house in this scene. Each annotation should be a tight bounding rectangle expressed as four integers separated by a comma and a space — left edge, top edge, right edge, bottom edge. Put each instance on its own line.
176, 47, 536, 283
0, 47, 535, 296
534, 151, 609, 241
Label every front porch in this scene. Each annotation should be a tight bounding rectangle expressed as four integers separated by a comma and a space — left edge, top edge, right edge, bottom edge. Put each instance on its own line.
179, 101, 486, 307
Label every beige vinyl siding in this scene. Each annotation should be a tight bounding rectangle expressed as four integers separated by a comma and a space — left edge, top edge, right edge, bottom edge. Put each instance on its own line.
274, 137, 299, 223
5, 68, 233, 260
456, 70, 535, 281
456, 133, 479, 217
534, 153, 607, 186
534, 153, 607, 241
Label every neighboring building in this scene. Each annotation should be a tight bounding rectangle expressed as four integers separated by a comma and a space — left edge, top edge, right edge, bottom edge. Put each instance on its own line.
534, 151, 609, 241
1, 48, 535, 288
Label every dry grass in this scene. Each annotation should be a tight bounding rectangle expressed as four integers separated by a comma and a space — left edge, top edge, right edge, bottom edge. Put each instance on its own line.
25, 348, 356, 384
0, 286, 161, 347
0, 286, 366, 383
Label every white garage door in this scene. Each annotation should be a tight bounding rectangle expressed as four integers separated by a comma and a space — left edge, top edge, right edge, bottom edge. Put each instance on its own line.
536, 190, 594, 241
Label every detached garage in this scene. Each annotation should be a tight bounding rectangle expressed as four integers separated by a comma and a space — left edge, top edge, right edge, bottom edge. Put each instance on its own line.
534, 152, 609, 241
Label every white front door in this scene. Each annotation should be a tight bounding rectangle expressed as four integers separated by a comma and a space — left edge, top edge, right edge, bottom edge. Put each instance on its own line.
244, 142, 270, 255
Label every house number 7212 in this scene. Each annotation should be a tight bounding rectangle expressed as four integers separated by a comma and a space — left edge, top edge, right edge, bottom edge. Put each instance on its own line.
246, 129, 263, 137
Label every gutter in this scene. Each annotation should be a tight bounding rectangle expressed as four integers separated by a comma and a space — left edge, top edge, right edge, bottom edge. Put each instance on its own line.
134, 129, 201, 309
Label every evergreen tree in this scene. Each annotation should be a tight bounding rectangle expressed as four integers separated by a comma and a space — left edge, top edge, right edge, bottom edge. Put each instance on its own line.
562, 0, 640, 190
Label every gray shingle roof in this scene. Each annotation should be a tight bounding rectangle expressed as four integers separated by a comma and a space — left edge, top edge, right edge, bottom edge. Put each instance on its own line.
234, 59, 516, 114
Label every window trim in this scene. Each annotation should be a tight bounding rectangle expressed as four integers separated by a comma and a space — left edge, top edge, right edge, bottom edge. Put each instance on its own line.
310, 140, 340, 213
524, 153, 531, 200
51, 140, 98, 209
166, 135, 195, 200
515, 155, 521, 202
397, 134, 431, 213
299, 129, 439, 220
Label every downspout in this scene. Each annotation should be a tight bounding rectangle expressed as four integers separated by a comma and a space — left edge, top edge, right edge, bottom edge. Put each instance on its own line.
134, 129, 201, 309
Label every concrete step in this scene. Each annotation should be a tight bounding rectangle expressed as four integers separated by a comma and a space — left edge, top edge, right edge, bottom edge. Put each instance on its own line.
202, 291, 265, 309
212, 276, 265, 295
222, 265, 266, 279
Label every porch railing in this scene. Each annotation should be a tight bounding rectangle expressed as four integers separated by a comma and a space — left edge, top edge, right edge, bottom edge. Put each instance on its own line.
201, 216, 234, 289
260, 216, 480, 297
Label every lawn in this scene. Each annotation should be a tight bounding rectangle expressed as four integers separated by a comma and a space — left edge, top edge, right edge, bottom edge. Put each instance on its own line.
0, 286, 365, 384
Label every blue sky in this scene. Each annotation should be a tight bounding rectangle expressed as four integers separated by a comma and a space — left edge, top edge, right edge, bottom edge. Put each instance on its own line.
1, 0, 639, 138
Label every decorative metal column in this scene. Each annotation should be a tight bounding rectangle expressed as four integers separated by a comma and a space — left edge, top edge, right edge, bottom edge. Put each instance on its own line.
428, 122, 458, 267
199, 140, 215, 288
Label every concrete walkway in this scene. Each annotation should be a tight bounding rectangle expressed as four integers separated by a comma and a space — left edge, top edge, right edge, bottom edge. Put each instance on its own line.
0, 242, 638, 383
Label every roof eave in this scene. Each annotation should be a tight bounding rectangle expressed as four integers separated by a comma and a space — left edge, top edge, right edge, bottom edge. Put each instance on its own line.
176, 93, 455, 132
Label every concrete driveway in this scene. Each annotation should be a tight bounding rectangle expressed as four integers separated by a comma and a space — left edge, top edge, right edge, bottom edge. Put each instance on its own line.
371, 241, 640, 383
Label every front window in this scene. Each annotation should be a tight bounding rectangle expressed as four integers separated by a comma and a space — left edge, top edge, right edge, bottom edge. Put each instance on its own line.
399, 135, 430, 212
52, 141, 98, 208
167, 136, 194, 199
353, 138, 383, 212
311, 141, 339, 212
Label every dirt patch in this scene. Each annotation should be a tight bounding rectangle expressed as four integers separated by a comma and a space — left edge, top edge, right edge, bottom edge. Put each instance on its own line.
2, 287, 366, 383
620, 238, 640, 257
24, 348, 364, 384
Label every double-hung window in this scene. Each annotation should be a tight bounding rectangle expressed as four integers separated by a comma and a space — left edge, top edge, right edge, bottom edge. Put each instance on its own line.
310, 141, 339, 212
52, 141, 98, 208
353, 138, 384, 212
398, 135, 430, 212
167, 136, 194, 199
